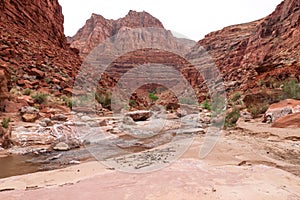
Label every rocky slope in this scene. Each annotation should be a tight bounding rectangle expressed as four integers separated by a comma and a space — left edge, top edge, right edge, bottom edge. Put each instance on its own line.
0, 0, 82, 112
189, 0, 300, 93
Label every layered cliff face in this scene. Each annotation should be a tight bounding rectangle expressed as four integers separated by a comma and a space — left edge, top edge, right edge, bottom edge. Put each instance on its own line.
71, 10, 198, 107
69, 10, 195, 58
191, 0, 300, 92
0, 0, 82, 112
0, 0, 66, 47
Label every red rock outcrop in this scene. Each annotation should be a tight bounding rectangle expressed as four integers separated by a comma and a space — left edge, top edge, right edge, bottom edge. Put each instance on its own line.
0, 0, 82, 112
191, 0, 300, 93
73, 0, 300, 108
272, 112, 300, 128
0, 67, 10, 111
264, 99, 300, 123
69, 10, 173, 58
70, 10, 199, 107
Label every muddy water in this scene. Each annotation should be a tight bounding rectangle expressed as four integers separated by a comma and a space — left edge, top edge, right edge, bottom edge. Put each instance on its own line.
0, 155, 42, 179
0, 150, 97, 179
0, 132, 189, 179
0, 142, 143, 179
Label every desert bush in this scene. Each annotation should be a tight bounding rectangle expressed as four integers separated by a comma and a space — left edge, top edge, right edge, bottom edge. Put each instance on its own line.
129, 99, 136, 107
148, 92, 158, 102
31, 92, 48, 104
201, 99, 212, 111
23, 88, 31, 96
1, 118, 11, 129
95, 92, 111, 109
225, 107, 240, 128
282, 80, 300, 99
45, 77, 51, 84
62, 96, 73, 108
230, 92, 241, 103
248, 102, 269, 118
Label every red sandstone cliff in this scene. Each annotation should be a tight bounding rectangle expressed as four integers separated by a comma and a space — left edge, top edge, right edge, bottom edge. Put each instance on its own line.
190, 0, 300, 92
0, 0, 82, 112
70, 10, 197, 107
69, 10, 195, 58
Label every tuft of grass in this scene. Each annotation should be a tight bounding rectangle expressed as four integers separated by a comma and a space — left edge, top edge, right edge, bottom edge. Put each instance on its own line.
230, 92, 241, 103
31, 92, 48, 104
23, 88, 31, 96
95, 92, 111, 109
62, 96, 73, 108
45, 77, 51, 84
129, 99, 136, 107
1, 118, 11, 129
148, 92, 158, 102
201, 99, 211, 111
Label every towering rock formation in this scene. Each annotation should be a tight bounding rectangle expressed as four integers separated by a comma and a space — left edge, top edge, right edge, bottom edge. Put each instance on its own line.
69, 10, 194, 58
71, 0, 299, 108
70, 10, 198, 107
190, 0, 300, 92
0, 0, 82, 112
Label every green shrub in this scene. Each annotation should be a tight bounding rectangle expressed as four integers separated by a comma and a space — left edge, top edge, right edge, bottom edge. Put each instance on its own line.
282, 80, 300, 99
45, 77, 51, 84
148, 92, 158, 102
225, 107, 240, 128
23, 88, 31, 96
62, 96, 73, 108
248, 102, 269, 118
201, 99, 211, 111
230, 92, 241, 103
1, 118, 11, 129
31, 92, 48, 104
129, 99, 136, 107
95, 92, 111, 109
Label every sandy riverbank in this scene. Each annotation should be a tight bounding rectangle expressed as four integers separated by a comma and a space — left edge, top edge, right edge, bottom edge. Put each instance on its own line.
0, 124, 300, 199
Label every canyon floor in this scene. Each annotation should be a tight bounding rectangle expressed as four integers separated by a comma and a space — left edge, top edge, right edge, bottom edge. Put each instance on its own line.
0, 117, 299, 200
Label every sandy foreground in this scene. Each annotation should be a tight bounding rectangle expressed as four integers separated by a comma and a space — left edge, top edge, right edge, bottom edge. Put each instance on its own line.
0, 123, 300, 200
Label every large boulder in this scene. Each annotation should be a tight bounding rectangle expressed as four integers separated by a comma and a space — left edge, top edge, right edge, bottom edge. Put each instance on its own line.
126, 110, 152, 121
20, 106, 40, 122
53, 142, 70, 151
272, 112, 300, 128
50, 114, 68, 121
264, 99, 300, 123
51, 124, 82, 150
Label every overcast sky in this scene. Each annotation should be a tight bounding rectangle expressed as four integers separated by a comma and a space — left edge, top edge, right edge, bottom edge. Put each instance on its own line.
58, 0, 283, 41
